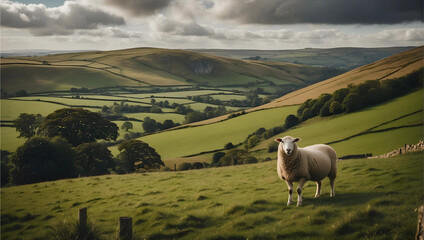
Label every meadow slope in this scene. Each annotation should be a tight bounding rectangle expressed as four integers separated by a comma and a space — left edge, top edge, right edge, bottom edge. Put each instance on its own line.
0, 48, 339, 93
1, 152, 422, 239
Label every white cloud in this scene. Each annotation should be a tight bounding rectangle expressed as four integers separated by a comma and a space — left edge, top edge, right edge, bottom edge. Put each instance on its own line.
1, 0, 125, 35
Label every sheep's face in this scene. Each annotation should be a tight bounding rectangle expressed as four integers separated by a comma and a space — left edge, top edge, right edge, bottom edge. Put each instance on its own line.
275, 136, 301, 155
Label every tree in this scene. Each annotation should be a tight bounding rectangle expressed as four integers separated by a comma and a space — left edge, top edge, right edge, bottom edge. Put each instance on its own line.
284, 114, 300, 129
329, 101, 343, 115
220, 149, 248, 166
10, 137, 76, 185
75, 142, 114, 176
38, 108, 118, 147
162, 119, 175, 130
142, 117, 157, 133
185, 111, 206, 123
212, 152, 225, 166
121, 121, 133, 132
117, 140, 164, 172
15, 90, 27, 97
224, 142, 234, 150
342, 93, 362, 112
246, 135, 260, 149
178, 162, 192, 171
300, 108, 313, 121
14, 113, 43, 138
319, 101, 332, 117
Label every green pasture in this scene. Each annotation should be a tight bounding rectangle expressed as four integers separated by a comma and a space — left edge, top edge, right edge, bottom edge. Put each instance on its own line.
256, 89, 423, 157
1, 100, 64, 121
1, 65, 140, 93
208, 94, 246, 101
115, 106, 298, 159
185, 102, 241, 112
0, 127, 26, 153
1, 152, 422, 239
122, 112, 185, 124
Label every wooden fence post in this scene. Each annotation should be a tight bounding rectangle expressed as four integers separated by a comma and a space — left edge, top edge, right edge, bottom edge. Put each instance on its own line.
119, 217, 132, 240
174, 163, 177, 171
78, 207, 87, 239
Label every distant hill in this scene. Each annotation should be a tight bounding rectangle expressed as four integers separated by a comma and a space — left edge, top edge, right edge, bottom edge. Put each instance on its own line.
258, 46, 423, 109
191, 46, 415, 70
184, 46, 423, 126
0, 48, 341, 93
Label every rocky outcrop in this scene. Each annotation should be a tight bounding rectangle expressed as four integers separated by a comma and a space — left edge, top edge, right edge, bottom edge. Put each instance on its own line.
417, 205, 424, 240
190, 60, 214, 75
369, 140, 423, 159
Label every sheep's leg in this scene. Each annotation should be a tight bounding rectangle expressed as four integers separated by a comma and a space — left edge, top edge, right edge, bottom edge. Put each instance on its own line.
315, 180, 322, 198
286, 181, 294, 205
329, 177, 335, 197
297, 178, 307, 206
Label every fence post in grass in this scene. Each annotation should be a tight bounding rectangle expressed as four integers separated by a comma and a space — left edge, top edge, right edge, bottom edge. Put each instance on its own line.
78, 207, 87, 239
119, 217, 132, 240
174, 163, 177, 171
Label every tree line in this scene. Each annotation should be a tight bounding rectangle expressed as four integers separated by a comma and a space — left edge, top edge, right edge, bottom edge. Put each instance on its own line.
2, 108, 164, 186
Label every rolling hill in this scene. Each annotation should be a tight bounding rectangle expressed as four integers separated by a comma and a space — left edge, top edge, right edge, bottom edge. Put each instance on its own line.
0, 48, 341, 93
183, 46, 423, 126
192, 46, 415, 70
258, 46, 423, 108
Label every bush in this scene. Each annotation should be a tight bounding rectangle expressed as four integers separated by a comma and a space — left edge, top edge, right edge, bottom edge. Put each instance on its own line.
246, 135, 260, 149
224, 142, 234, 150
178, 162, 193, 171
212, 152, 225, 165
267, 141, 279, 153
342, 93, 362, 112
192, 162, 204, 169
300, 108, 313, 121
329, 101, 343, 114
319, 101, 332, 117
284, 114, 300, 129
244, 156, 258, 164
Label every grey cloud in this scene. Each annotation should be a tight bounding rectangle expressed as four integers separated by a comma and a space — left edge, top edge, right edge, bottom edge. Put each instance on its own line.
151, 15, 212, 36
103, 0, 172, 16
214, 0, 423, 25
1, 1, 125, 36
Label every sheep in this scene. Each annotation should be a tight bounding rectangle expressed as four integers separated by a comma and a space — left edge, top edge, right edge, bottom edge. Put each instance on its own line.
275, 136, 337, 206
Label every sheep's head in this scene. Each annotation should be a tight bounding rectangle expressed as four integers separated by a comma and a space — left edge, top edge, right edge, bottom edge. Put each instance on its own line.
275, 136, 301, 155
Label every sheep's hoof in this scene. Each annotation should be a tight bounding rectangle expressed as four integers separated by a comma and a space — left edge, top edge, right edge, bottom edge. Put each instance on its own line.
314, 194, 320, 198
287, 201, 293, 206
330, 193, 335, 197
296, 202, 302, 206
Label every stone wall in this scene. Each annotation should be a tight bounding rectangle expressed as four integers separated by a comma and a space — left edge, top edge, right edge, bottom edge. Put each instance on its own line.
369, 140, 423, 159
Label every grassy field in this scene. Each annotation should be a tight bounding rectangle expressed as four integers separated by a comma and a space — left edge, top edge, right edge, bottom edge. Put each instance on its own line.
1, 100, 64, 121
112, 106, 298, 159
1, 152, 422, 239
255, 89, 423, 158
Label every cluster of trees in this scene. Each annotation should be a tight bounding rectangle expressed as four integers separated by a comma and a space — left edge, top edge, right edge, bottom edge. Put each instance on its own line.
101, 102, 154, 115
243, 125, 285, 150
185, 106, 228, 124
4, 108, 164, 185
211, 149, 258, 167
1, 89, 28, 99
295, 69, 423, 122
227, 93, 271, 107
142, 117, 179, 133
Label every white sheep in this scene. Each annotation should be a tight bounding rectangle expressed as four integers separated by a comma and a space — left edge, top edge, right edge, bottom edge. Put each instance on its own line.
275, 136, 337, 206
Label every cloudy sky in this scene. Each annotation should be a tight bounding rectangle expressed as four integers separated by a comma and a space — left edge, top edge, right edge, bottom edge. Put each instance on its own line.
1, 0, 423, 51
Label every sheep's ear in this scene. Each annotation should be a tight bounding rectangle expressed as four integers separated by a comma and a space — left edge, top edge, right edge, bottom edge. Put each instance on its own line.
293, 138, 301, 142
275, 138, 282, 143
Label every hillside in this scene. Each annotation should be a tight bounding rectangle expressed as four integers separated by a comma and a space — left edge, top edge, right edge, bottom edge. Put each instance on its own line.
192, 46, 415, 70
1, 152, 422, 239
258, 46, 423, 108
0, 48, 340, 93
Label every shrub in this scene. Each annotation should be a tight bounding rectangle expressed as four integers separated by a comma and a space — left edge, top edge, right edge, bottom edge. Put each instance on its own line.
342, 93, 362, 112
178, 162, 193, 171
246, 135, 260, 149
267, 141, 279, 153
329, 101, 343, 114
300, 108, 313, 121
244, 156, 258, 164
284, 114, 300, 129
192, 162, 204, 169
319, 101, 332, 117
224, 142, 234, 150
212, 152, 225, 165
